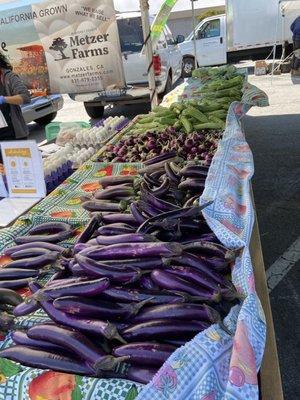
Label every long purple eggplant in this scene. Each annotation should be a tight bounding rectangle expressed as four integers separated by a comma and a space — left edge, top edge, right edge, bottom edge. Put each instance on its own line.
79, 242, 182, 260
0, 289, 23, 306
0, 278, 33, 289
166, 252, 226, 285
4, 252, 59, 270
144, 151, 177, 166
131, 303, 219, 323
37, 296, 125, 343
53, 296, 149, 320
101, 213, 138, 226
103, 365, 156, 384
113, 342, 175, 367
13, 297, 40, 317
15, 230, 74, 244
28, 324, 126, 373
11, 331, 65, 353
180, 165, 209, 178
139, 275, 159, 291
137, 203, 212, 234
100, 257, 164, 270
140, 184, 180, 212
183, 241, 236, 261
75, 214, 102, 245
94, 186, 134, 200
83, 200, 127, 213
130, 202, 147, 224
165, 265, 223, 293
5, 242, 65, 256
95, 233, 156, 246
165, 162, 180, 184
0, 268, 39, 280
75, 254, 142, 284
28, 222, 71, 236
10, 248, 50, 260
149, 176, 170, 197
151, 269, 221, 302
178, 178, 206, 191
40, 277, 110, 299
101, 287, 194, 305
0, 346, 94, 375
97, 223, 135, 236
73, 242, 92, 254
122, 319, 210, 341
99, 175, 135, 188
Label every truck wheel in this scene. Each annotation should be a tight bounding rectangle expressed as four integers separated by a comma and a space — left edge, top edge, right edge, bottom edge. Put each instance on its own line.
182, 57, 196, 78
84, 103, 105, 119
34, 112, 57, 126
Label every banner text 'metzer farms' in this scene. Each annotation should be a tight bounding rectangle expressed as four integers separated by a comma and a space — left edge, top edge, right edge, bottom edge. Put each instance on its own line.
69, 34, 109, 59
0, 4, 68, 25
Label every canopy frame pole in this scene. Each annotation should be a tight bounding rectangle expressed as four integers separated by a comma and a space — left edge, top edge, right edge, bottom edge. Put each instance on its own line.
140, 0, 159, 109
191, 0, 198, 70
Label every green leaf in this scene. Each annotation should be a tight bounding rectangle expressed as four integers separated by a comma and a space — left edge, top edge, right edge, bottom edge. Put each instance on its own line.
71, 386, 83, 400
71, 376, 83, 400
125, 385, 138, 400
0, 358, 21, 377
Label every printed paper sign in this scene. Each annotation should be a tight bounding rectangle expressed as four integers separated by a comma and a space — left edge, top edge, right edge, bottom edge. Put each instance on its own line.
0, 141, 46, 198
0, 0, 125, 95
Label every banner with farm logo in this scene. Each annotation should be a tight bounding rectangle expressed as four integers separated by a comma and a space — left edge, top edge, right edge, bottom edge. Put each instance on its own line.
0, 0, 125, 95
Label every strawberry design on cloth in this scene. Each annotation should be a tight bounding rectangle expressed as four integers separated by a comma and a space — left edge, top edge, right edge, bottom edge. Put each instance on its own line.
229, 321, 257, 387
28, 371, 77, 400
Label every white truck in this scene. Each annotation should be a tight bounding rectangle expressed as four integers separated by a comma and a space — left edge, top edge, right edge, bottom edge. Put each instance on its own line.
70, 12, 183, 119
179, 0, 300, 77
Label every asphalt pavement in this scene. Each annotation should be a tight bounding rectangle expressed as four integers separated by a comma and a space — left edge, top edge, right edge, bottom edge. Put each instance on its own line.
29, 73, 300, 399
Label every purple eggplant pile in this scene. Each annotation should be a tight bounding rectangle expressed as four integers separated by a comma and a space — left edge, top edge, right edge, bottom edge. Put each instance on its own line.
101, 127, 220, 164
0, 155, 239, 384
0, 223, 74, 292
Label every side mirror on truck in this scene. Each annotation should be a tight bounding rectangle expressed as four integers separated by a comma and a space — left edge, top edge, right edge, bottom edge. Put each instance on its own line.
176, 35, 185, 44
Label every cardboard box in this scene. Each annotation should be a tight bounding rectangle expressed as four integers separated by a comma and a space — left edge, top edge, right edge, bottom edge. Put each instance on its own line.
255, 60, 268, 76
250, 204, 284, 400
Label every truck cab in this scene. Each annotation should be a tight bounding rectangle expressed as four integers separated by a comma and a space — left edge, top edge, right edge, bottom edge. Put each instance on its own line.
70, 12, 183, 119
179, 15, 227, 77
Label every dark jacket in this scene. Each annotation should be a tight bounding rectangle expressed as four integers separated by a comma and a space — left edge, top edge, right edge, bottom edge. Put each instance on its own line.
2, 69, 31, 139
291, 16, 300, 40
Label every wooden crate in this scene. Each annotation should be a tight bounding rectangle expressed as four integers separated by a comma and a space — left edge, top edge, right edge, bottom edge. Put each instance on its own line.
250, 207, 284, 400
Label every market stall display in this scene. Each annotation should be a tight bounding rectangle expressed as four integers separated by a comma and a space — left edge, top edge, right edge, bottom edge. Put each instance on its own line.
0, 65, 271, 400
0, 156, 238, 384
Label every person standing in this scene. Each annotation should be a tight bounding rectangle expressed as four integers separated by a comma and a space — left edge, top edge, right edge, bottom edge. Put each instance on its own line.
0, 52, 31, 141
290, 16, 300, 74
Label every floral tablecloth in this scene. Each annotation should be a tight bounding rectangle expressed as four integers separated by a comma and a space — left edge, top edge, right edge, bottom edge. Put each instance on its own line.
0, 79, 269, 400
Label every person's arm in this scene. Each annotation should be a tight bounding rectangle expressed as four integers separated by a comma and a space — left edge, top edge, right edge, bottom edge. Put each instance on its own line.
2, 95, 24, 106
7, 72, 31, 105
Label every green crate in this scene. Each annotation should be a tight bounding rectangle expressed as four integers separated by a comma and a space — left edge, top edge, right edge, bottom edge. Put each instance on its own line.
45, 121, 90, 142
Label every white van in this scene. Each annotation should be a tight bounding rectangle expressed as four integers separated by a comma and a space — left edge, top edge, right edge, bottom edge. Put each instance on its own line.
70, 12, 183, 118
179, 0, 300, 77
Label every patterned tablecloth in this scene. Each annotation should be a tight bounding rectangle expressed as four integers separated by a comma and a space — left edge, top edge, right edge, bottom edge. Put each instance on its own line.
0, 80, 269, 400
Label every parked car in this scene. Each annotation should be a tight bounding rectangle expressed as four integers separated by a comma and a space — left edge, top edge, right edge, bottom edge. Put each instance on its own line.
179, 0, 300, 77
21, 94, 63, 126
70, 11, 183, 119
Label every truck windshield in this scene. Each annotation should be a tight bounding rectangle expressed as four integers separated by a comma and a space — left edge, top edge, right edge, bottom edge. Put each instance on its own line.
117, 17, 144, 53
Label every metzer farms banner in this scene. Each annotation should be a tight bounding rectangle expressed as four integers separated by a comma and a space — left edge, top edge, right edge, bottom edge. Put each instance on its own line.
0, 0, 125, 95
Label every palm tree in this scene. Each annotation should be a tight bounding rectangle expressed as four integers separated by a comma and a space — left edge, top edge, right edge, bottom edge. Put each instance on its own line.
49, 38, 70, 60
